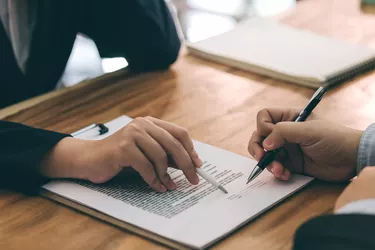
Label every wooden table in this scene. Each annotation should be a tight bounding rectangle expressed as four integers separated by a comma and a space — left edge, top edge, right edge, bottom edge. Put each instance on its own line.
2, 0, 375, 249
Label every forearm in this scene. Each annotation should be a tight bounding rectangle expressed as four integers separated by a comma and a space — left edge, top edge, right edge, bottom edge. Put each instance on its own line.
0, 121, 70, 194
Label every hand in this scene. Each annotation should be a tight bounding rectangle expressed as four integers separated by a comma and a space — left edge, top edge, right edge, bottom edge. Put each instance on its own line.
335, 167, 375, 211
248, 108, 363, 182
40, 117, 203, 192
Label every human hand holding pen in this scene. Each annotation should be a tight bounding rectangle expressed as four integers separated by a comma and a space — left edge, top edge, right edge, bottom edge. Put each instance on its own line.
248, 108, 363, 182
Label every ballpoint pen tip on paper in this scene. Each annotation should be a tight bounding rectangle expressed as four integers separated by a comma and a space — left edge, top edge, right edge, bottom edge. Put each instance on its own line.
219, 185, 228, 194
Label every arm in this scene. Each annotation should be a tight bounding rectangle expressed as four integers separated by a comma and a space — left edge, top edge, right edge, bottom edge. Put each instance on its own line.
0, 121, 69, 194
79, 0, 181, 71
293, 125, 375, 250
1, 117, 203, 194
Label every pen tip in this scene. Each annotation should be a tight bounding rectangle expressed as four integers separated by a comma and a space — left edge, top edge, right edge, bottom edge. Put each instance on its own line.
246, 179, 251, 185
219, 186, 228, 194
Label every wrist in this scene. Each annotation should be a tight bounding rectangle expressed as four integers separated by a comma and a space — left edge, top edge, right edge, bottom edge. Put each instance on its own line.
40, 137, 98, 180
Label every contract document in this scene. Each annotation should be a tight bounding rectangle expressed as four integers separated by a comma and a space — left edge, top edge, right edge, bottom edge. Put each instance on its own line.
42, 116, 313, 249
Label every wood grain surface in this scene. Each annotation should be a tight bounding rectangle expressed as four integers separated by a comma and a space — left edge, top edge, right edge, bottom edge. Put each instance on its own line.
1, 0, 375, 249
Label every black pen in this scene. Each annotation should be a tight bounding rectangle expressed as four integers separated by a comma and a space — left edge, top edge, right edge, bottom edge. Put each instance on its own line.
246, 86, 327, 184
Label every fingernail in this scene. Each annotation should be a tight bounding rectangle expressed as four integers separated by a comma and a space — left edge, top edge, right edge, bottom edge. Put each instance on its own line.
167, 179, 177, 190
193, 175, 200, 185
159, 184, 167, 192
263, 139, 272, 148
253, 153, 257, 161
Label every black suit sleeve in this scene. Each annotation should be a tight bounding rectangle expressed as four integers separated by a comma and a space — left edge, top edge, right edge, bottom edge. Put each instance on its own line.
78, 0, 181, 71
0, 121, 69, 194
293, 214, 375, 250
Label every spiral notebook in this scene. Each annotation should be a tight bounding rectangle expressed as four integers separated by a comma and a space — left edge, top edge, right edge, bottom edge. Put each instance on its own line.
41, 116, 313, 249
187, 17, 375, 88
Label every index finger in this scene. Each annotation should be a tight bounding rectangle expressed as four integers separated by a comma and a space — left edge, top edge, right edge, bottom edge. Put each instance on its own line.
145, 117, 203, 167
256, 108, 301, 137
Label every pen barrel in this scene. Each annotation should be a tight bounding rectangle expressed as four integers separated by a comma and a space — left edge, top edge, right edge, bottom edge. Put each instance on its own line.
195, 167, 220, 187
257, 151, 277, 170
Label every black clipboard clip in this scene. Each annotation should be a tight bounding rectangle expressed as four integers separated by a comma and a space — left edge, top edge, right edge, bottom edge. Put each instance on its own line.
71, 123, 109, 137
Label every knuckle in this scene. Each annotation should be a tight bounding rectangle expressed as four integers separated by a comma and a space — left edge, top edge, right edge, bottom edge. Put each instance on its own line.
247, 141, 254, 153
257, 108, 268, 121
134, 117, 146, 125
143, 116, 154, 124
273, 122, 284, 133
128, 121, 146, 135
250, 130, 258, 140
128, 121, 141, 132
178, 128, 190, 139
172, 137, 184, 150
119, 140, 132, 151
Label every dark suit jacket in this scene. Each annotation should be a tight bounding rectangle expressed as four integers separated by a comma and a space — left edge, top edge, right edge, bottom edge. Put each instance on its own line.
0, 0, 181, 109
0, 0, 180, 193
294, 213, 375, 250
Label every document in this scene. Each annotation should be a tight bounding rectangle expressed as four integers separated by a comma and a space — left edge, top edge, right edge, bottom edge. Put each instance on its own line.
42, 116, 313, 249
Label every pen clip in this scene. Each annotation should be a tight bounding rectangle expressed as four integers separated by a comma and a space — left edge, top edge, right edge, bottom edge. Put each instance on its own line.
71, 123, 109, 137
307, 86, 326, 104
97, 124, 109, 135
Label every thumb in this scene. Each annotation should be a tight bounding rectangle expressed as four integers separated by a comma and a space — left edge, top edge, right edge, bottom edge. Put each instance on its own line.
262, 122, 311, 150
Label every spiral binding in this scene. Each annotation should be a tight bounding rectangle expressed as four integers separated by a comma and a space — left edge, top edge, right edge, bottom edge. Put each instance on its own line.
326, 57, 375, 87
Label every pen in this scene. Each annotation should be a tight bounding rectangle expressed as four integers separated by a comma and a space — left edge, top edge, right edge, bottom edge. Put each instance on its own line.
72, 123, 228, 194
166, 154, 228, 194
246, 86, 327, 184
196, 167, 228, 194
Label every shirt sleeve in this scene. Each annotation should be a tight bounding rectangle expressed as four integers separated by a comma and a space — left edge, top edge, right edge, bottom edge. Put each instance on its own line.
357, 123, 375, 173
335, 124, 375, 214
0, 121, 70, 194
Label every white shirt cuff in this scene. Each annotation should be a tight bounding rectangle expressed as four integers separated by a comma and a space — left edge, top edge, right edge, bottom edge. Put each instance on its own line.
336, 199, 375, 215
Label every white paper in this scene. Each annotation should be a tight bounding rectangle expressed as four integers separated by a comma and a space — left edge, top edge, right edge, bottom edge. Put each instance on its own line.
42, 116, 313, 249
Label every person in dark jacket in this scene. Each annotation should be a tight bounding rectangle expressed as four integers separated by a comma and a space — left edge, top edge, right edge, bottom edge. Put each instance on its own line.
0, 0, 203, 194
248, 108, 375, 250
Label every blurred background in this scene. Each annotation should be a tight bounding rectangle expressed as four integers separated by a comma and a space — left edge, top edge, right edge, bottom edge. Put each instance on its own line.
169, 0, 295, 42
60, 0, 296, 87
